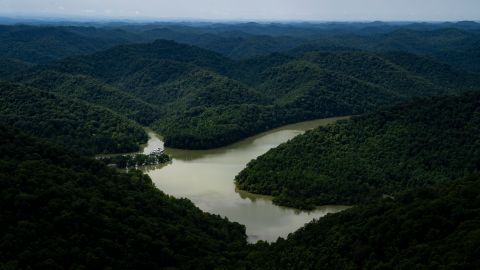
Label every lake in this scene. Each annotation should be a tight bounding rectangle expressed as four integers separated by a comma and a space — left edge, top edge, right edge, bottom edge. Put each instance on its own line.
142, 117, 351, 242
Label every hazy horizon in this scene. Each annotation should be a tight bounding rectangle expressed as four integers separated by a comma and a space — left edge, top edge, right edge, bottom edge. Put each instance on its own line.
0, 0, 479, 22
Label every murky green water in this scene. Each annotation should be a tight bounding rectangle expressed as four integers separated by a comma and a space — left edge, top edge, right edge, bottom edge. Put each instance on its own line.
143, 117, 351, 242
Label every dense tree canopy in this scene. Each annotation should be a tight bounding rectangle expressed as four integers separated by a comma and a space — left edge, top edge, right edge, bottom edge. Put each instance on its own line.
0, 25, 140, 63
19, 70, 161, 125
3, 22, 479, 71
236, 92, 480, 209
0, 81, 147, 155
0, 125, 247, 269
16, 38, 477, 149
1, 21, 480, 269
2, 22, 479, 150
0, 58, 33, 80
247, 175, 480, 269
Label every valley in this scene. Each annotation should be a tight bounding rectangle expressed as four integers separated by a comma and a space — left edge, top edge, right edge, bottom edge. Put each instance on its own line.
1, 19, 480, 269
141, 117, 350, 242
4, 38, 478, 151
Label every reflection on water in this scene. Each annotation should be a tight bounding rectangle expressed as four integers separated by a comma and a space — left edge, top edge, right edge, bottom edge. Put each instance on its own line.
144, 117, 351, 242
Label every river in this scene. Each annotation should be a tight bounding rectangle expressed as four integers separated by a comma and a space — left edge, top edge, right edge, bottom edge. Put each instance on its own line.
141, 117, 351, 242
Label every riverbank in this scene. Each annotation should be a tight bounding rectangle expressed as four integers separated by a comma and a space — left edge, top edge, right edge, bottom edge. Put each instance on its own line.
143, 116, 351, 242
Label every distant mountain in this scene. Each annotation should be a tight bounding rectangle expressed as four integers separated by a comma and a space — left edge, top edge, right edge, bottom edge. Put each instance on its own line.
44, 39, 234, 81
236, 91, 480, 209
1, 22, 479, 72
301, 51, 479, 95
142, 27, 305, 59
27, 40, 479, 149
0, 25, 141, 63
293, 28, 480, 73
135, 24, 480, 72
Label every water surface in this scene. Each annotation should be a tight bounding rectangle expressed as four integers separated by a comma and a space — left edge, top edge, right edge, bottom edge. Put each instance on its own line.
143, 117, 350, 242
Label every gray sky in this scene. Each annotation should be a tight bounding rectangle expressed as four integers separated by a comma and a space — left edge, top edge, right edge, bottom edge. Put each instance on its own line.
0, 0, 479, 21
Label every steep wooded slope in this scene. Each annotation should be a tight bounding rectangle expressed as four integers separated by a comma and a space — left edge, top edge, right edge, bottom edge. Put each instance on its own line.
237, 92, 480, 208
0, 81, 147, 155
0, 125, 247, 269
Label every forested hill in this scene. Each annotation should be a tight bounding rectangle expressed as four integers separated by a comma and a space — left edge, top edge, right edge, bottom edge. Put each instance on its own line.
0, 25, 142, 64
290, 28, 480, 73
0, 125, 247, 269
2, 119, 480, 269
145, 26, 480, 72
1, 21, 480, 270
247, 175, 480, 269
18, 70, 161, 125
236, 91, 480, 209
1, 23, 479, 72
0, 58, 34, 80
20, 39, 479, 149
0, 81, 147, 155
0, 23, 478, 150
44, 39, 235, 80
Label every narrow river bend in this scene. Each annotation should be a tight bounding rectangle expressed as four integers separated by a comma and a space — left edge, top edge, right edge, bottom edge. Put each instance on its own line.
141, 117, 350, 242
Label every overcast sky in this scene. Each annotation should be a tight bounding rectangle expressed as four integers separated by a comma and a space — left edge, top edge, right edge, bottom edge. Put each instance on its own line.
0, 0, 479, 21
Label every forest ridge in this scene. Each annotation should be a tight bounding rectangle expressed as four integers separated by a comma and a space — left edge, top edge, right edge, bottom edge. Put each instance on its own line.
1, 22, 480, 151
0, 21, 479, 269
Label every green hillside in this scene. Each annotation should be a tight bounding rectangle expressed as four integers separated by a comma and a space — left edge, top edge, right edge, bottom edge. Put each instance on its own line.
45, 39, 235, 80
0, 125, 247, 269
0, 25, 139, 63
1, 22, 480, 270
293, 28, 480, 73
0, 81, 147, 155
247, 175, 480, 269
2, 24, 479, 72
19, 70, 161, 125
30, 40, 479, 149
0, 58, 34, 80
236, 92, 480, 209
